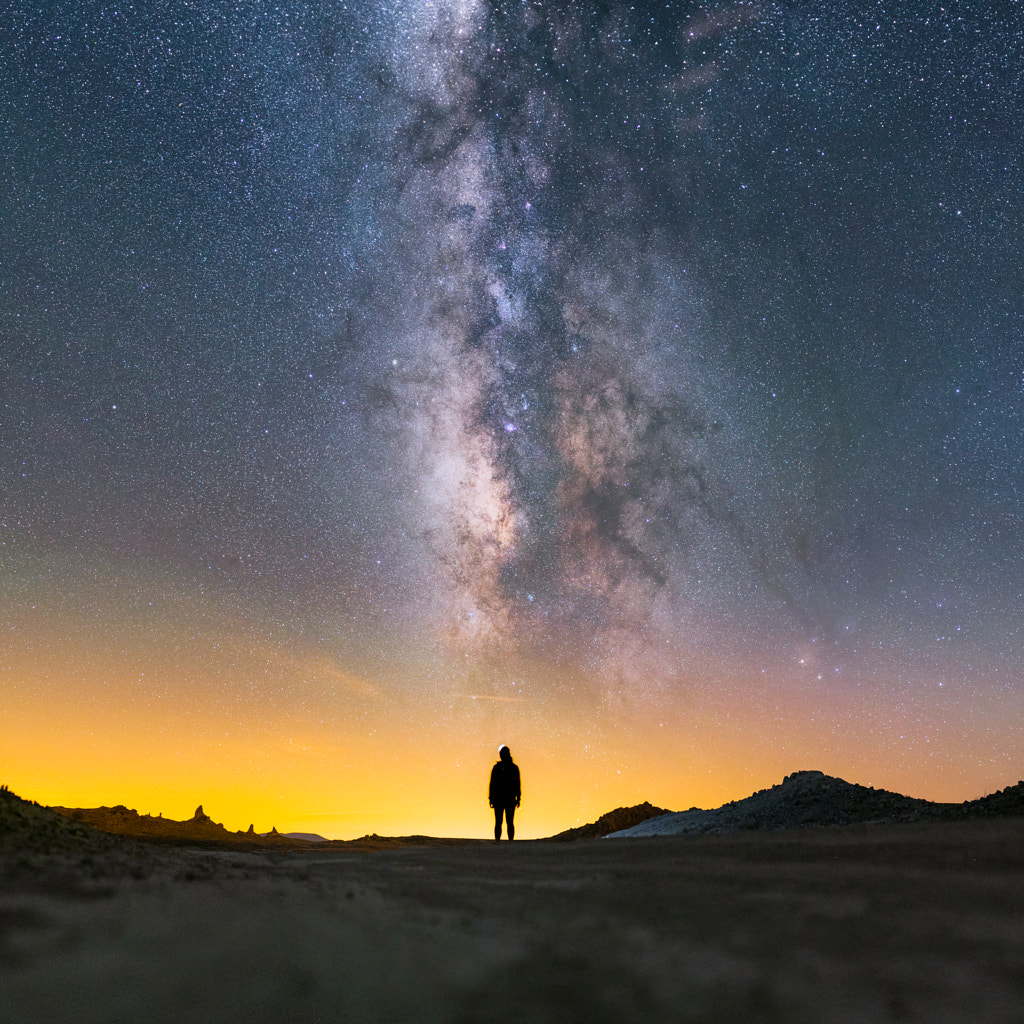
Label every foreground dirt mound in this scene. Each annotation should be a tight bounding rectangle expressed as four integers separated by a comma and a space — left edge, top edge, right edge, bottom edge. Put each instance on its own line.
547, 802, 671, 841
0, 786, 106, 855
0, 785, 158, 889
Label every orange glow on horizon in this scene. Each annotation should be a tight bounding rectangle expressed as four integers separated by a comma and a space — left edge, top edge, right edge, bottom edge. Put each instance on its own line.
4, 586, 1022, 839
6, 654, 1022, 839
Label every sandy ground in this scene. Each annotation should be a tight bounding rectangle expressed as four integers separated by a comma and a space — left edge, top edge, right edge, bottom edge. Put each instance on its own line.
2, 817, 1023, 1023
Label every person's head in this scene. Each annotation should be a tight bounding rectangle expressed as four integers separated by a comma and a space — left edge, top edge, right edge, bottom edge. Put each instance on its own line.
498, 744, 511, 762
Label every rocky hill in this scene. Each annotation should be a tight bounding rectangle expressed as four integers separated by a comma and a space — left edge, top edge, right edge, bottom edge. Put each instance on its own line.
606, 771, 1024, 837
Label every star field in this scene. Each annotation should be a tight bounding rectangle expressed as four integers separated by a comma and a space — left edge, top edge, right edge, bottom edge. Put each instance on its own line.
2, 1, 1022, 838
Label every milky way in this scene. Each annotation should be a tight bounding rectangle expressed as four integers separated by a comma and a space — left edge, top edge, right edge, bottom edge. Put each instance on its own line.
2, 1, 1023, 829
363, 3, 782, 683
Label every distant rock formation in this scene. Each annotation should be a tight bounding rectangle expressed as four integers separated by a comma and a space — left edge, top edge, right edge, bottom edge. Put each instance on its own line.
47, 802, 310, 847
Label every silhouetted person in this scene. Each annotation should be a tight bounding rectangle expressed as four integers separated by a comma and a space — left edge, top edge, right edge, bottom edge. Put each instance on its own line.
489, 744, 520, 841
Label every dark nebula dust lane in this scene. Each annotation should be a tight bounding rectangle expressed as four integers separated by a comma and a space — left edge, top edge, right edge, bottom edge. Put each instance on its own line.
2, 1, 1023, 830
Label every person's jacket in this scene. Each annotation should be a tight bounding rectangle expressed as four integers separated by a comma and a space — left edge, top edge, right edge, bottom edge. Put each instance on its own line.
489, 759, 521, 806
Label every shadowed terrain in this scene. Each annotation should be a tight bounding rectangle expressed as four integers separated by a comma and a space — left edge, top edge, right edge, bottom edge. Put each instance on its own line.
2, 781, 1023, 1021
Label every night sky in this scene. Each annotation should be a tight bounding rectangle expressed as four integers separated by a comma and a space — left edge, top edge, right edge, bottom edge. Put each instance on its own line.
3, 1, 1022, 838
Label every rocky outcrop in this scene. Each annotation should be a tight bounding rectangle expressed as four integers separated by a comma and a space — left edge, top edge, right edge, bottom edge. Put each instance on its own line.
546, 802, 671, 841
950, 780, 1024, 818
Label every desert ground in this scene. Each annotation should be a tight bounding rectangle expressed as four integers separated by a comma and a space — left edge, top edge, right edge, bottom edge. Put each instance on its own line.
2, 807, 1023, 1023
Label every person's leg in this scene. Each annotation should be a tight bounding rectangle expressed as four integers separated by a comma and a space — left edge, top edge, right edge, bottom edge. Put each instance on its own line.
505, 803, 515, 841
493, 805, 503, 841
